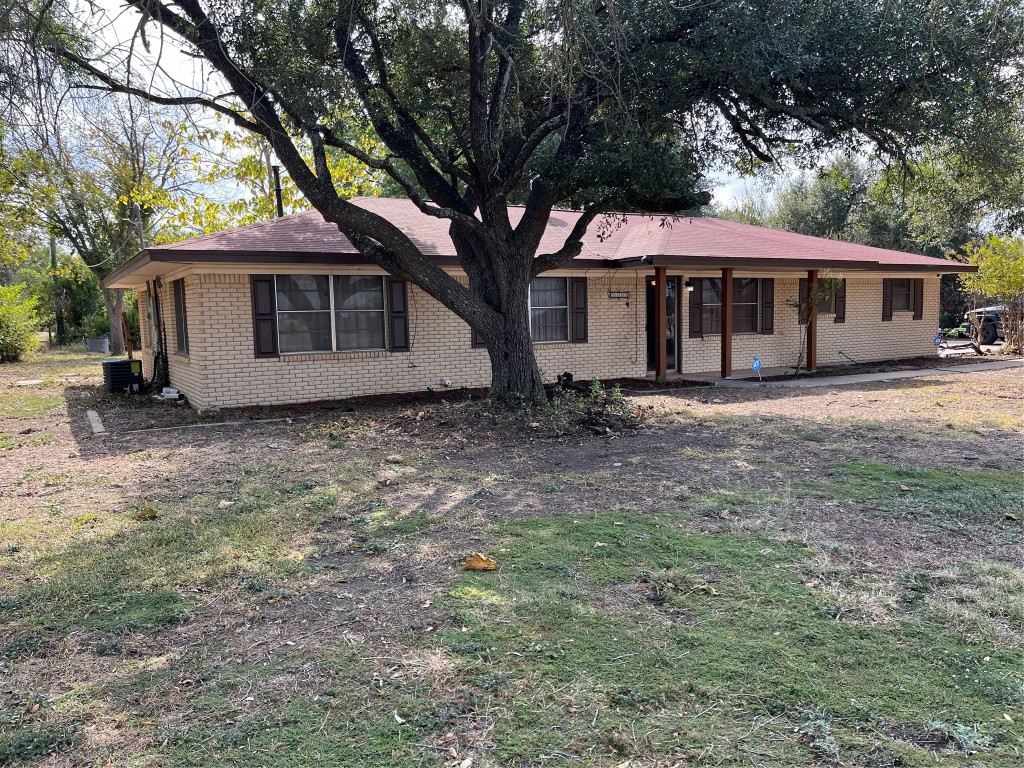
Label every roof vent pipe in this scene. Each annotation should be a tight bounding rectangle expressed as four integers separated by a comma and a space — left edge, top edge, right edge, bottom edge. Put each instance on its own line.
271, 165, 284, 218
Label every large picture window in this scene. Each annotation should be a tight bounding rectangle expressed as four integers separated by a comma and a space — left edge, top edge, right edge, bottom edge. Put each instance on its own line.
275, 274, 385, 353
529, 277, 569, 342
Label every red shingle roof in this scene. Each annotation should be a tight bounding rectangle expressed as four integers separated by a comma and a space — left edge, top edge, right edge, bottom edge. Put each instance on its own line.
143, 196, 966, 271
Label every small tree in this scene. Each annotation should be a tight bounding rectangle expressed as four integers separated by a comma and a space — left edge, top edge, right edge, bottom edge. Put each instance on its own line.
789, 273, 845, 374
960, 236, 1024, 354
0, 283, 40, 362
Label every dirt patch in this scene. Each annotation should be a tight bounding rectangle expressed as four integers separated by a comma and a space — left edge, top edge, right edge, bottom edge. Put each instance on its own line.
2, 350, 1022, 766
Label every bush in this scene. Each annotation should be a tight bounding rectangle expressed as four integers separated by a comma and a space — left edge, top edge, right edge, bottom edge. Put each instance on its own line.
0, 283, 41, 362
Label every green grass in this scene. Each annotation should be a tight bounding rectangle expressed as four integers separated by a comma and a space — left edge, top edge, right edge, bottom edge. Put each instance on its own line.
127, 511, 1024, 767
426, 512, 1023, 766
802, 460, 1023, 523
0, 432, 56, 450
0, 485, 324, 642
0, 391, 63, 419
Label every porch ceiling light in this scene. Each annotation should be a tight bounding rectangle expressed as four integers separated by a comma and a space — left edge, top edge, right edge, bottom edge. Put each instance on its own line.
683, 280, 695, 293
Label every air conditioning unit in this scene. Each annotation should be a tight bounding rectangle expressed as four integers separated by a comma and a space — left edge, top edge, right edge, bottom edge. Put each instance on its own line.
103, 359, 144, 394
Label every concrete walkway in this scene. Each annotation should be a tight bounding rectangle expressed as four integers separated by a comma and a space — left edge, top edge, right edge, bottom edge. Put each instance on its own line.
715, 358, 1023, 389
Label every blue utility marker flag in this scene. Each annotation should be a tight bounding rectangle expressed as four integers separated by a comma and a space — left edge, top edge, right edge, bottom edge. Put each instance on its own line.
752, 357, 762, 372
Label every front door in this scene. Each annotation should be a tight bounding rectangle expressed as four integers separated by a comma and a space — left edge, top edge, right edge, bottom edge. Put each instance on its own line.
646, 276, 679, 372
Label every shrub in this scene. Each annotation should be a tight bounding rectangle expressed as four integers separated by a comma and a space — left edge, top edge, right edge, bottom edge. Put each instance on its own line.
0, 283, 41, 362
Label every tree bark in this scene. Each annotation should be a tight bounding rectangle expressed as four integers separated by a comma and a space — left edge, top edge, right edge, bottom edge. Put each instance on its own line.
103, 287, 125, 355
484, 280, 545, 402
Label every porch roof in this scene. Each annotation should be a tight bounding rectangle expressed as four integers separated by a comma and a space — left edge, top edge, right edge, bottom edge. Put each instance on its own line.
106, 197, 973, 288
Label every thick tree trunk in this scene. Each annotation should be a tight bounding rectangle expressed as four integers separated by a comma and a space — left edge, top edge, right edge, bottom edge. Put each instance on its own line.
480, 270, 545, 402
103, 287, 125, 355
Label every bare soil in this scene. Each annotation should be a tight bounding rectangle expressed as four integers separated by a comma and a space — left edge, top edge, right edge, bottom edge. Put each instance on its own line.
1, 351, 1021, 766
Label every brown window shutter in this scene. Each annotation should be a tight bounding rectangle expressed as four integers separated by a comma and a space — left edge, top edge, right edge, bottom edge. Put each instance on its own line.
571, 277, 588, 343
250, 275, 278, 357
798, 278, 809, 325
388, 279, 409, 352
912, 278, 924, 320
760, 278, 774, 335
834, 279, 847, 324
882, 278, 893, 321
688, 278, 703, 337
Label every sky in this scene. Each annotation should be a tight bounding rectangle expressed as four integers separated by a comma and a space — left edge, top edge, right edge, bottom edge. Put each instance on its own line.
90, 0, 764, 213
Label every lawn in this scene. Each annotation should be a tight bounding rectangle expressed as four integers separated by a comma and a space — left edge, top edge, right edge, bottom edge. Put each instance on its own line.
1, 349, 1022, 767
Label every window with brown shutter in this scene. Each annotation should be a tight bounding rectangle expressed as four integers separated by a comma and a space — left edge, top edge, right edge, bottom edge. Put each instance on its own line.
800, 277, 845, 323
688, 279, 703, 337
834, 279, 847, 323
692, 277, 771, 336
760, 278, 774, 335
387, 279, 409, 352
912, 278, 924, 320
172, 278, 189, 354
571, 277, 588, 343
251, 275, 279, 357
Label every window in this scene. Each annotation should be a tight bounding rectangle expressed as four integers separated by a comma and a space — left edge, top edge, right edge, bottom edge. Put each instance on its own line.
172, 279, 189, 354
530, 277, 569, 342
732, 278, 759, 334
891, 279, 912, 312
883, 277, 922, 321
334, 275, 386, 350
798, 278, 846, 324
701, 278, 724, 334
276, 275, 332, 353
275, 275, 386, 353
698, 278, 761, 334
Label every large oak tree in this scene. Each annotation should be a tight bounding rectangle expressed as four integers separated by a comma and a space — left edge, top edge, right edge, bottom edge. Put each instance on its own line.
15, 0, 1023, 398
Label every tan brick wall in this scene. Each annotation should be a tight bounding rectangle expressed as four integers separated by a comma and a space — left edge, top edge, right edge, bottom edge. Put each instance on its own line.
168, 271, 647, 409
676, 276, 940, 375
147, 270, 940, 408
137, 277, 209, 409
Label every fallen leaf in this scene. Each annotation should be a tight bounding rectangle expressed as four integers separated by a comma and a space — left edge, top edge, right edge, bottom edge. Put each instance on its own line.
217, 500, 234, 509
1005, 513, 1019, 521
463, 553, 497, 571
593, 541, 608, 548
394, 711, 406, 724
460, 759, 473, 768
898, 485, 912, 492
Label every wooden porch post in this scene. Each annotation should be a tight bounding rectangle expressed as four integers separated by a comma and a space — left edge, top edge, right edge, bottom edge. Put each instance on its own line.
654, 266, 667, 379
721, 267, 733, 378
807, 269, 818, 372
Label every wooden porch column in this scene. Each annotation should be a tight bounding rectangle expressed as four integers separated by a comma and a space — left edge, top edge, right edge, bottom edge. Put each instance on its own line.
721, 267, 733, 378
654, 266, 667, 379
807, 269, 818, 372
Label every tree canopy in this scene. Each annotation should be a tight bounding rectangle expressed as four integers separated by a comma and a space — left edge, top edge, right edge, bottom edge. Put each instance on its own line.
9, 0, 1023, 396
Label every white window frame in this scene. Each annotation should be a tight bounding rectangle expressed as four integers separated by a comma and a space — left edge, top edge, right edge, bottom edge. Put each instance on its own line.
274, 274, 387, 354
528, 277, 570, 343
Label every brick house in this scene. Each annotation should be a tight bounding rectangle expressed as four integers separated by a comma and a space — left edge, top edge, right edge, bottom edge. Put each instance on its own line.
104, 197, 972, 410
